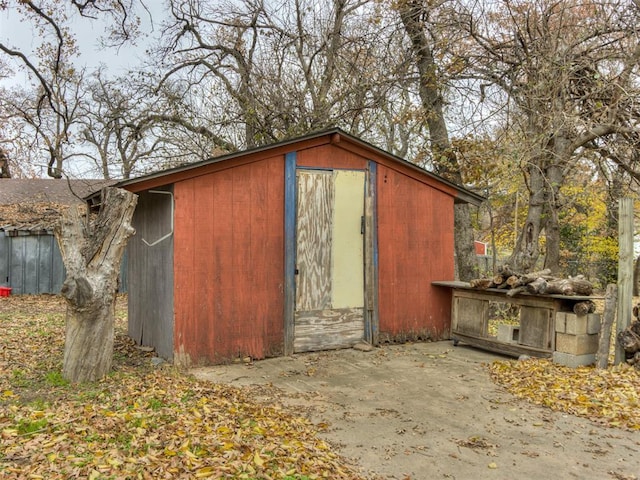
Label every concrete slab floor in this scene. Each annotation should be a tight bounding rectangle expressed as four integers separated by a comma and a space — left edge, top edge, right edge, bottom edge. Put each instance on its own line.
192, 341, 640, 480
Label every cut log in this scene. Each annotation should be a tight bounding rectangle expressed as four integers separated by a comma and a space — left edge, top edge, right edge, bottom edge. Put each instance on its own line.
616, 319, 640, 367
470, 278, 493, 289
629, 351, 640, 367
526, 277, 548, 295
545, 277, 593, 296
618, 329, 640, 351
506, 269, 554, 288
492, 274, 505, 286
505, 275, 520, 287
617, 327, 640, 355
506, 286, 527, 297
573, 300, 596, 315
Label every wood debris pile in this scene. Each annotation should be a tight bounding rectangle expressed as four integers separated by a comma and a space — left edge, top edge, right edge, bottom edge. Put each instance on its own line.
469, 265, 594, 298
618, 306, 640, 368
0, 202, 69, 230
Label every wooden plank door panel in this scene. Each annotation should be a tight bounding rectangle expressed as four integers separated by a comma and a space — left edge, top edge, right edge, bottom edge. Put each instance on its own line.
295, 170, 334, 311
294, 169, 365, 353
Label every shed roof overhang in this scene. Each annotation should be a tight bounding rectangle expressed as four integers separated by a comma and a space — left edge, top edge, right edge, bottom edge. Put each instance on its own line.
113, 128, 484, 206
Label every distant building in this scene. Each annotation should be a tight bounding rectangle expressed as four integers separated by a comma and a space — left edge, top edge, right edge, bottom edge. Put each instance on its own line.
474, 240, 488, 256
0, 179, 117, 294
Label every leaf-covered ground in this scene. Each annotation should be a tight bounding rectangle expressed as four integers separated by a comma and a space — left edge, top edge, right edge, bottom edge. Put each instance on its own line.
0, 295, 364, 479
489, 358, 640, 430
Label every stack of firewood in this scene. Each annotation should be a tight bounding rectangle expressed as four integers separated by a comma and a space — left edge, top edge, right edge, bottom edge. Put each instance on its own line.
469, 265, 594, 298
618, 306, 640, 368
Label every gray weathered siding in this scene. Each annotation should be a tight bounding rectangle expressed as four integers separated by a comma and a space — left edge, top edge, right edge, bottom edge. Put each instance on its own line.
127, 188, 174, 360
0, 231, 128, 295
0, 233, 64, 294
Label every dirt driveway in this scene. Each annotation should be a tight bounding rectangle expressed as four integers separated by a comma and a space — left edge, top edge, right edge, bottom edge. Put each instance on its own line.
191, 342, 639, 480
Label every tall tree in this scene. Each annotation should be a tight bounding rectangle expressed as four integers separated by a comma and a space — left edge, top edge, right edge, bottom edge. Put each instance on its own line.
457, 0, 640, 273
79, 71, 206, 179
0, 0, 144, 382
156, 0, 410, 150
396, 0, 478, 281
0, 4, 84, 178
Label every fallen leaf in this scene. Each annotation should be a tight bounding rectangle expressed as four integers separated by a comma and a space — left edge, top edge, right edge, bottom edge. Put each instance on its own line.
0, 295, 365, 480
489, 359, 640, 430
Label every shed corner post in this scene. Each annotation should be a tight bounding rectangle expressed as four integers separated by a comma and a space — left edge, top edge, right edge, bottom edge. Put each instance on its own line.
284, 152, 297, 356
365, 160, 379, 346
615, 197, 634, 365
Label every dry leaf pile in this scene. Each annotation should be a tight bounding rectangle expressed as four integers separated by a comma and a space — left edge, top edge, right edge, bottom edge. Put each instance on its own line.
489, 358, 640, 430
0, 295, 363, 479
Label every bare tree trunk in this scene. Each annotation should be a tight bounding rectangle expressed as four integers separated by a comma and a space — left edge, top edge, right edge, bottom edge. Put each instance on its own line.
454, 204, 478, 281
55, 187, 137, 383
542, 153, 566, 274
399, 0, 477, 281
633, 256, 640, 296
509, 159, 545, 272
0, 147, 11, 178
63, 296, 116, 382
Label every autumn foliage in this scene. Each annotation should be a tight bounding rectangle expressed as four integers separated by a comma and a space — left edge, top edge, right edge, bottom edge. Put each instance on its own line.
0, 296, 363, 479
490, 359, 640, 431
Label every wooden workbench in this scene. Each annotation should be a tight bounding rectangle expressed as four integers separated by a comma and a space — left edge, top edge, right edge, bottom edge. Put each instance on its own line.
433, 281, 599, 358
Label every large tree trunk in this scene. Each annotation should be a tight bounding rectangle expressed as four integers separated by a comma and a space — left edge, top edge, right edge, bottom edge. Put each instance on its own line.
399, 0, 477, 281
54, 187, 137, 383
509, 161, 545, 272
0, 147, 11, 178
454, 204, 478, 281
542, 136, 570, 274
634, 256, 640, 296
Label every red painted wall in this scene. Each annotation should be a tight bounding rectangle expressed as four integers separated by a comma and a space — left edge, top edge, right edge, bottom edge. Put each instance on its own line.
376, 164, 454, 341
296, 143, 368, 170
173, 155, 285, 365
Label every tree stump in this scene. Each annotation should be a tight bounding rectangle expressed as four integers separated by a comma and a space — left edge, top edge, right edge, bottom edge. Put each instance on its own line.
55, 187, 137, 383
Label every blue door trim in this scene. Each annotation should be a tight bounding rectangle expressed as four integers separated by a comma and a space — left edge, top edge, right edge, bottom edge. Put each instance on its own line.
284, 152, 297, 355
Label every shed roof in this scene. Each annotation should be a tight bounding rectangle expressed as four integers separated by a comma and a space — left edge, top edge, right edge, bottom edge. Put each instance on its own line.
115, 128, 484, 205
0, 179, 115, 232
0, 178, 115, 205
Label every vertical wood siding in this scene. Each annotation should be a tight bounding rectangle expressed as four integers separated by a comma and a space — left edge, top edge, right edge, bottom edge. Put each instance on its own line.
0, 233, 64, 294
296, 144, 368, 170
127, 188, 175, 360
173, 155, 285, 365
376, 164, 455, 341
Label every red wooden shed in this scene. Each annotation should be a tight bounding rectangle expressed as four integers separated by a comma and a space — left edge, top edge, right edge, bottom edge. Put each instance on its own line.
117, 129, 483, 366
